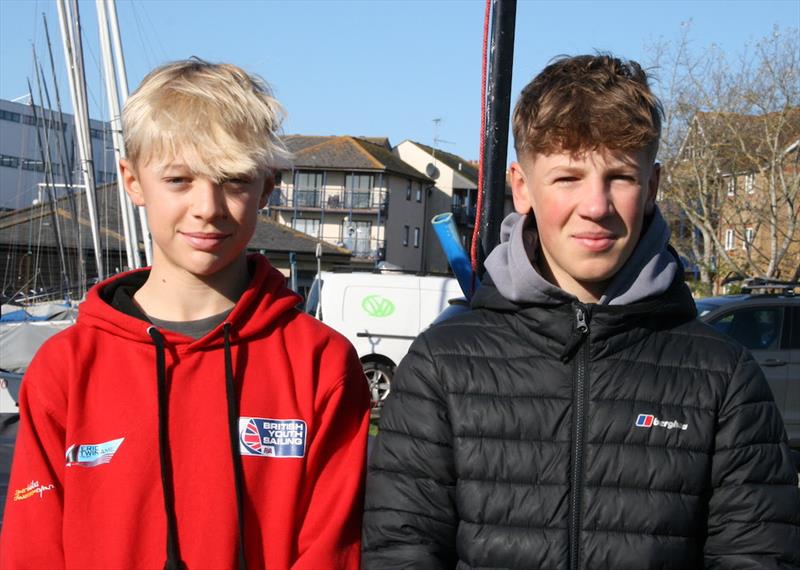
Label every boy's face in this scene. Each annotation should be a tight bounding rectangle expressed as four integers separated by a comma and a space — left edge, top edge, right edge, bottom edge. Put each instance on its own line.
120, 157, 273, 279
509, 147, 659, 302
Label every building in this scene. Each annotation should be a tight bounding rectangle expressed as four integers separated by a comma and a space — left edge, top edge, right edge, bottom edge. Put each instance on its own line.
669, 108, 800, 287
394, 140, 514, 268
0, 98, 118, 211
269, 135, 443, 273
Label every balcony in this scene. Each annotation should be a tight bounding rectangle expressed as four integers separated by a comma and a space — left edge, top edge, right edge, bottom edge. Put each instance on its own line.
451, 204, 477, 225
269, 186, 388, 213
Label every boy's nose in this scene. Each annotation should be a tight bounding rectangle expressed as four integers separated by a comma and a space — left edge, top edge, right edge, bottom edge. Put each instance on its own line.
576, 177, 614, 220
191, 180, 227, 220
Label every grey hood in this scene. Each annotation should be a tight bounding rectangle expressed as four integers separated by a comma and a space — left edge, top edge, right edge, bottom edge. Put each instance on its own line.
483, 206, 678, 306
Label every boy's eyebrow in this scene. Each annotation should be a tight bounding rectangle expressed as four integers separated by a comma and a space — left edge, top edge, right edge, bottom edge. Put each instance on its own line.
545, 165, 586, 177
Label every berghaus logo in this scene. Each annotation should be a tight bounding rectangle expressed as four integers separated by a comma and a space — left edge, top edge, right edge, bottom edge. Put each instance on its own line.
635, 414, 688, 431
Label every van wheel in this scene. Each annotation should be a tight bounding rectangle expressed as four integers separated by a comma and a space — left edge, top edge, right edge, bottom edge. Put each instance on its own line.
364, 362, 393, 409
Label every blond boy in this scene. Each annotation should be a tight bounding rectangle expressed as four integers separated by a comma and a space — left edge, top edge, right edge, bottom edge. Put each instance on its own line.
2, 60, 370, 569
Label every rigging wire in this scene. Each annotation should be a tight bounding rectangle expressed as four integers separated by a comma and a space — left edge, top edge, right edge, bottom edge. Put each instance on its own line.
470, 0, 492, 283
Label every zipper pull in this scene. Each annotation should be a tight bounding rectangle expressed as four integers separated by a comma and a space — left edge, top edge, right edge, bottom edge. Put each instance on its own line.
575, 307, 589, 335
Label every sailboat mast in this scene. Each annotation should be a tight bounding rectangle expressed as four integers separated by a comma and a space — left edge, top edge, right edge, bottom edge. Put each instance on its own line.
42, 14, 86, 297
56, 0, 105, 280
28, 76, 70, 298
106, 0, 152, 266
96, 0, 137, 270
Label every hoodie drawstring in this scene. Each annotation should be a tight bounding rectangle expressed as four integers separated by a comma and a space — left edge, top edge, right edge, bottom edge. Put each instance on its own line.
148, 326, 185, 570
224, 323, 248, 570
148, 324, 248, 570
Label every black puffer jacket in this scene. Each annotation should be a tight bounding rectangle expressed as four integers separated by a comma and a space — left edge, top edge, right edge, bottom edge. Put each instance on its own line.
363, 277, 800, 569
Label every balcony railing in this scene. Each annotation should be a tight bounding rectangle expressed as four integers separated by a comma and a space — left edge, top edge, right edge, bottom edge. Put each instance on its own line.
270, 186, 387, 211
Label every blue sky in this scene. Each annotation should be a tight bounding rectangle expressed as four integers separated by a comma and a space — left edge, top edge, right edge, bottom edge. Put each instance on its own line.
1, 0, 798, 161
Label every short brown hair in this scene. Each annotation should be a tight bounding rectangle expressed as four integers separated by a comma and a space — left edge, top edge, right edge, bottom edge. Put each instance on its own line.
512, 54, 663, 161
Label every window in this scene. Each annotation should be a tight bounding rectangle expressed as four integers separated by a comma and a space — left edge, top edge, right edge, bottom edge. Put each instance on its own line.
0, 154, 19, 168
724, 229, 734, 250
403, 225, 409, 247
295, 171, 323, 207
345, 173, 373, 208
789, 307, 800, 349
293, 218, 320, 238
744, 227, 754, 250
342, 220, 372, 257
413, 227, 420, 248
725, 176, 735, 196
0, 110, 20, 123
20, 158, 45, 172
415, 182, 422, 203
89, 127, 105, 139
21, 114, 37, 126
744, 173, 755, 194
710, 307, 782, 351
405, 179, 412, 201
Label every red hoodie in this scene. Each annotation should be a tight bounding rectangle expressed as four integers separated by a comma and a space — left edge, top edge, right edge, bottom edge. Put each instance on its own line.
1, 255, 370, 569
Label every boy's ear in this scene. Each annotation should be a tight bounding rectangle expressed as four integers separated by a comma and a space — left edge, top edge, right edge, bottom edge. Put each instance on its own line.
510, 161, 533, 214
258, 169, 276, 209
120, 159, 145, 207
645, 162, 660, 215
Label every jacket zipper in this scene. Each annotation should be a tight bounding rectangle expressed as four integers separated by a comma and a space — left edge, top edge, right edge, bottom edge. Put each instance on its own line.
569, 305, 589, 570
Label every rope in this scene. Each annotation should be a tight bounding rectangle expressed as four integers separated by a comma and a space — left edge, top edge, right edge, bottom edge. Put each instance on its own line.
471, 0, 492, 281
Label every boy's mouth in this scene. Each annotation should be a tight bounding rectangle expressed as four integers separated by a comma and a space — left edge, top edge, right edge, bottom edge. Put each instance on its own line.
571, 231, 617, 252
180, 231, 231, 251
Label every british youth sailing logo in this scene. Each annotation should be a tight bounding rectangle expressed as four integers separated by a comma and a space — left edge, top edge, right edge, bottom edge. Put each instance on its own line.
239, 417, 307, 458
65, 437, 125, 467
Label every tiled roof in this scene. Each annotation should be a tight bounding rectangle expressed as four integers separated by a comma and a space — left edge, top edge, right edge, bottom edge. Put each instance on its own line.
282, 135, 430, 180
0, 184, 128, 250
407, 141, 480, 185
249, 215, 350, 256
693, 108, 800, 173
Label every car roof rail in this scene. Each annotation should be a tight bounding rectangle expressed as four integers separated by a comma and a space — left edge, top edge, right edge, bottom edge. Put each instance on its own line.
740, 278, 799, 296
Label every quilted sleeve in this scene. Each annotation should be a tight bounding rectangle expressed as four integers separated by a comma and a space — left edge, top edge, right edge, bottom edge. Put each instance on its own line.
362, 334, 457, 570
703, 348, 800, 569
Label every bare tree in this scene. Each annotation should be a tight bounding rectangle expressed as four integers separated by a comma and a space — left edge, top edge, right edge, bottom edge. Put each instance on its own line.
650, 25, 800, 293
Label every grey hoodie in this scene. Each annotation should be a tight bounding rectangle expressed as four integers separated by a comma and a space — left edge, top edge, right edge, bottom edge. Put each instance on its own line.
484, 206, 678, 306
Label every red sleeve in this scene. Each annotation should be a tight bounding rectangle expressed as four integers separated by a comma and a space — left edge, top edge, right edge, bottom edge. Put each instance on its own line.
0, 354, 66, 568
292, 349, 370, 570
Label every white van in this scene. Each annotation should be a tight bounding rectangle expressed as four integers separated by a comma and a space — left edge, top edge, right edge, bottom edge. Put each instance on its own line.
305, 271, 463, 408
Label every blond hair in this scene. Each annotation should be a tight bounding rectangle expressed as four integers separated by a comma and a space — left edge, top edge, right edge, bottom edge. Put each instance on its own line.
123, 58, 290, 180
513, 54, 663, 162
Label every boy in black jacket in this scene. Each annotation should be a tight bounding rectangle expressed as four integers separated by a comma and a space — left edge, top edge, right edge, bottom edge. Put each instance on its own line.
363, 54, 800, 569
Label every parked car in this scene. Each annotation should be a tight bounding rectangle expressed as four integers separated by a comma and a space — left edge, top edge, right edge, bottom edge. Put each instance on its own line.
697, 280, 799, 467
305, 270, 463, 411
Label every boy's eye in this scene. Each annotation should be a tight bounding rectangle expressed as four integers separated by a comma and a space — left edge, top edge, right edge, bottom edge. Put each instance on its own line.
222, 177, 253, 190
554, 177, 578, 184
165, 177, 189, 185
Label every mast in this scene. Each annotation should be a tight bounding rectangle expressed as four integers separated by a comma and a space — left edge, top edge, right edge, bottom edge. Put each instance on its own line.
56, 0, 105, 280
96, 0, 137, 269
28, 77, 70, 298
479, 0, 516, 272
42, 13, 86, 297
107, 0, 152, 266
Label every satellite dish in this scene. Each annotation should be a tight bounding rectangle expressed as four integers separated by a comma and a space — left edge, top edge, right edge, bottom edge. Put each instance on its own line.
425, 163, 440, 180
